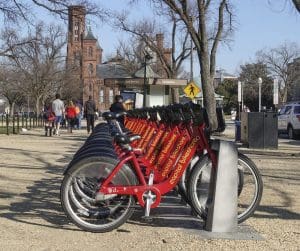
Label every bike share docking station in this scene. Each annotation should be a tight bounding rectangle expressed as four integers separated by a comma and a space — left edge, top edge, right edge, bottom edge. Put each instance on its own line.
205, 139, 238, 233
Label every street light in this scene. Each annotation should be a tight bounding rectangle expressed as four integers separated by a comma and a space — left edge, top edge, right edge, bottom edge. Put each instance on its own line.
143, 53, 153, 108
258, 77, 262, 112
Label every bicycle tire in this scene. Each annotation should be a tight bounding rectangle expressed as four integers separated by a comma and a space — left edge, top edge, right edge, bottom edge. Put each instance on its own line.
188, 152, 263, 223
61, 156, 137, 232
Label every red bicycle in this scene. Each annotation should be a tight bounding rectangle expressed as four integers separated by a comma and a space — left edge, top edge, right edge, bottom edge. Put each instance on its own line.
60, 104, 263, 232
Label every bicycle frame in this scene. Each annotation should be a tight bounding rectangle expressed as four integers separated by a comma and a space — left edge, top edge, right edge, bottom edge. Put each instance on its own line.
99, 123, 217, 209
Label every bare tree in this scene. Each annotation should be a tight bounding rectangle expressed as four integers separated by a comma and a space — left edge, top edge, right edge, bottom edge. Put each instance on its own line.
114, 11, 191, 79
145, 0, 235, 130
292, 0, 300, 11
267, 0, 300, 13
5, 23, 66, 114
0, 0, 106, 24
0, 65, 26, 115
107, 38, 144, 75
238, 62, 273, 112
0, 1, 107, 60
256, 42, 300, 103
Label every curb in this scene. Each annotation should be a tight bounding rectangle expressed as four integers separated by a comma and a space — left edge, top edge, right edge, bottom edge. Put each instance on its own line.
213, 136, 300, 157
238, 148, 300, 157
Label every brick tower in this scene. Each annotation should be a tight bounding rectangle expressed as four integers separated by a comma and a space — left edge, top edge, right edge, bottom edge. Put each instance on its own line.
67, 5, 103, 106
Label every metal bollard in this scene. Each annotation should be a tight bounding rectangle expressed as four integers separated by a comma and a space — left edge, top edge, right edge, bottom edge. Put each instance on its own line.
205, 140, 238, 232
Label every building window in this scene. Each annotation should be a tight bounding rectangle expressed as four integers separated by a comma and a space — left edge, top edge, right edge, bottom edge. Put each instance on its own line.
88, 63, 93, 75
89, 83, 92, 92
109, 89, 114, 103
73, 51, 80, 66
88, 46, 93, 57
99, 89, 104, 103
74, 21, 80, 41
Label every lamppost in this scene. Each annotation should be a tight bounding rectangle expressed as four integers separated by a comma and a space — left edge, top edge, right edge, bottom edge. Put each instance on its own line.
143, 53, 153, 108
258, 77, 262, 112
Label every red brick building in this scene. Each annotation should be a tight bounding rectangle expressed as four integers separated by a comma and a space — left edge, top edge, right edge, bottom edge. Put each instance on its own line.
67, 5, 186, 110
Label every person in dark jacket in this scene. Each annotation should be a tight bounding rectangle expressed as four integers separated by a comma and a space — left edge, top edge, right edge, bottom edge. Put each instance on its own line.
84, 95, 96, 133
110, 95, 126, 126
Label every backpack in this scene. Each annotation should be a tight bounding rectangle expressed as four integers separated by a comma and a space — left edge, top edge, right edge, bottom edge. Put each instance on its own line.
44, 109, 55, 121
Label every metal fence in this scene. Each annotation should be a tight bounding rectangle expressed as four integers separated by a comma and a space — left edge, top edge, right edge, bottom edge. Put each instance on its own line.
0, 114, 45, 135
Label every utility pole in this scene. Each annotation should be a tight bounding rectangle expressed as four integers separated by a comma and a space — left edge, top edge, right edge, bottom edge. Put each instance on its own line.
190, 35, 193, 82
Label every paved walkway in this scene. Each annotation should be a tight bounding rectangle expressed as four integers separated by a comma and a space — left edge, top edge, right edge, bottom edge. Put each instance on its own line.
0, 126, 299, 250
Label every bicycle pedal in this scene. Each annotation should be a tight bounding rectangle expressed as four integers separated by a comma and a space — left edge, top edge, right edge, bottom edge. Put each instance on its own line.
141, 216, 154, 223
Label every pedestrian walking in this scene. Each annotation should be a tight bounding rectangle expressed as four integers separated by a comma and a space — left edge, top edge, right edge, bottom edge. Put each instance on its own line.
52, 93, 65, 136
65, 100, 77, 133
84, 95, 96, 134
43, 103, 55, 136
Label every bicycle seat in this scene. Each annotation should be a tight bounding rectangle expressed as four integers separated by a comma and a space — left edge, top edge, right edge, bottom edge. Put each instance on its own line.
115, 134, 141, 145
115, 111, 127, 118
102, 112, 116, 120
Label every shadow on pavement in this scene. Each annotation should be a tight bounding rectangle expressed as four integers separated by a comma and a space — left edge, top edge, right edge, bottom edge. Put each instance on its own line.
0, 134, 299, 233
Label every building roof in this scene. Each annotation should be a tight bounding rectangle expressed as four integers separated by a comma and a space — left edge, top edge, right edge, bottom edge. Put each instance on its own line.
134, 65, 161, 78
96, 63, 132, 79
214, 70, 237, 79
96, 41, 102, 50
83, 26, 97, 40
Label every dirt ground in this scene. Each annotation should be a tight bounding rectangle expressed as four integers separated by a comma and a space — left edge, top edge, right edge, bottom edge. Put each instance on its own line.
0, 128, 299, 251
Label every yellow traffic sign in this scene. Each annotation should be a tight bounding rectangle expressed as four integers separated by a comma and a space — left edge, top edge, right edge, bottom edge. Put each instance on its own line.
184, 81, 201, 99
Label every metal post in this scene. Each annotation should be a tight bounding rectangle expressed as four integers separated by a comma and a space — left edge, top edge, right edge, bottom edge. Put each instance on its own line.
143, 59, 147, 108
258, 77, 262, 112
241, 81, 244, 113
12, 115, 15, 134
6, 114, 9, 135
143, 54, 152, 108
27, 95, 30, 115
190, 35, 193, 82
238, 81, 241, 120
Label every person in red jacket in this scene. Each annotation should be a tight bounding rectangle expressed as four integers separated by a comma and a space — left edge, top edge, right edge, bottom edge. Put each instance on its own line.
65, 100, 77, 133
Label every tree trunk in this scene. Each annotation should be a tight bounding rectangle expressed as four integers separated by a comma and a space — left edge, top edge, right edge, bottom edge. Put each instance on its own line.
10, 102, 15, 117
292, 0, 300, 12
283, 86, 288, 103
171, 87, 179, 103
198, 4, 218, 131
35, 97, 41, 118
199, 52, 218, 130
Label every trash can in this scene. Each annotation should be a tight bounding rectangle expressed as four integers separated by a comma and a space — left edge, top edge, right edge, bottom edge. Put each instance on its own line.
235, 120, 241, 142
241, 112, 278, 149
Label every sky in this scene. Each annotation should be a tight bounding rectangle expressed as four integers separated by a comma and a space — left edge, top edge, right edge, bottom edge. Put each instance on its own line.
33, 0, 300, 76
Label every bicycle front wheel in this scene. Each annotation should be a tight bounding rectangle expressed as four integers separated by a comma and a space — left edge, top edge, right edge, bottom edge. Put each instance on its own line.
188, 152, 263, 223
61, 156, 137, 232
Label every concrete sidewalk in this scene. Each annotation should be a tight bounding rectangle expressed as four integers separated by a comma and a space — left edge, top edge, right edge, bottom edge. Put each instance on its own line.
0, 126, 299, 250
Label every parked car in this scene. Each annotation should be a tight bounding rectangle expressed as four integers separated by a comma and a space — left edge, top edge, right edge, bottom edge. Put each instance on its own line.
278, 101, 300, 139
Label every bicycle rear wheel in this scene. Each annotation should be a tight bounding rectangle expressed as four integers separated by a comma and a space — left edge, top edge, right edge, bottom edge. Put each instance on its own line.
188, 152, 263, 223
61, 156, 137, 232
